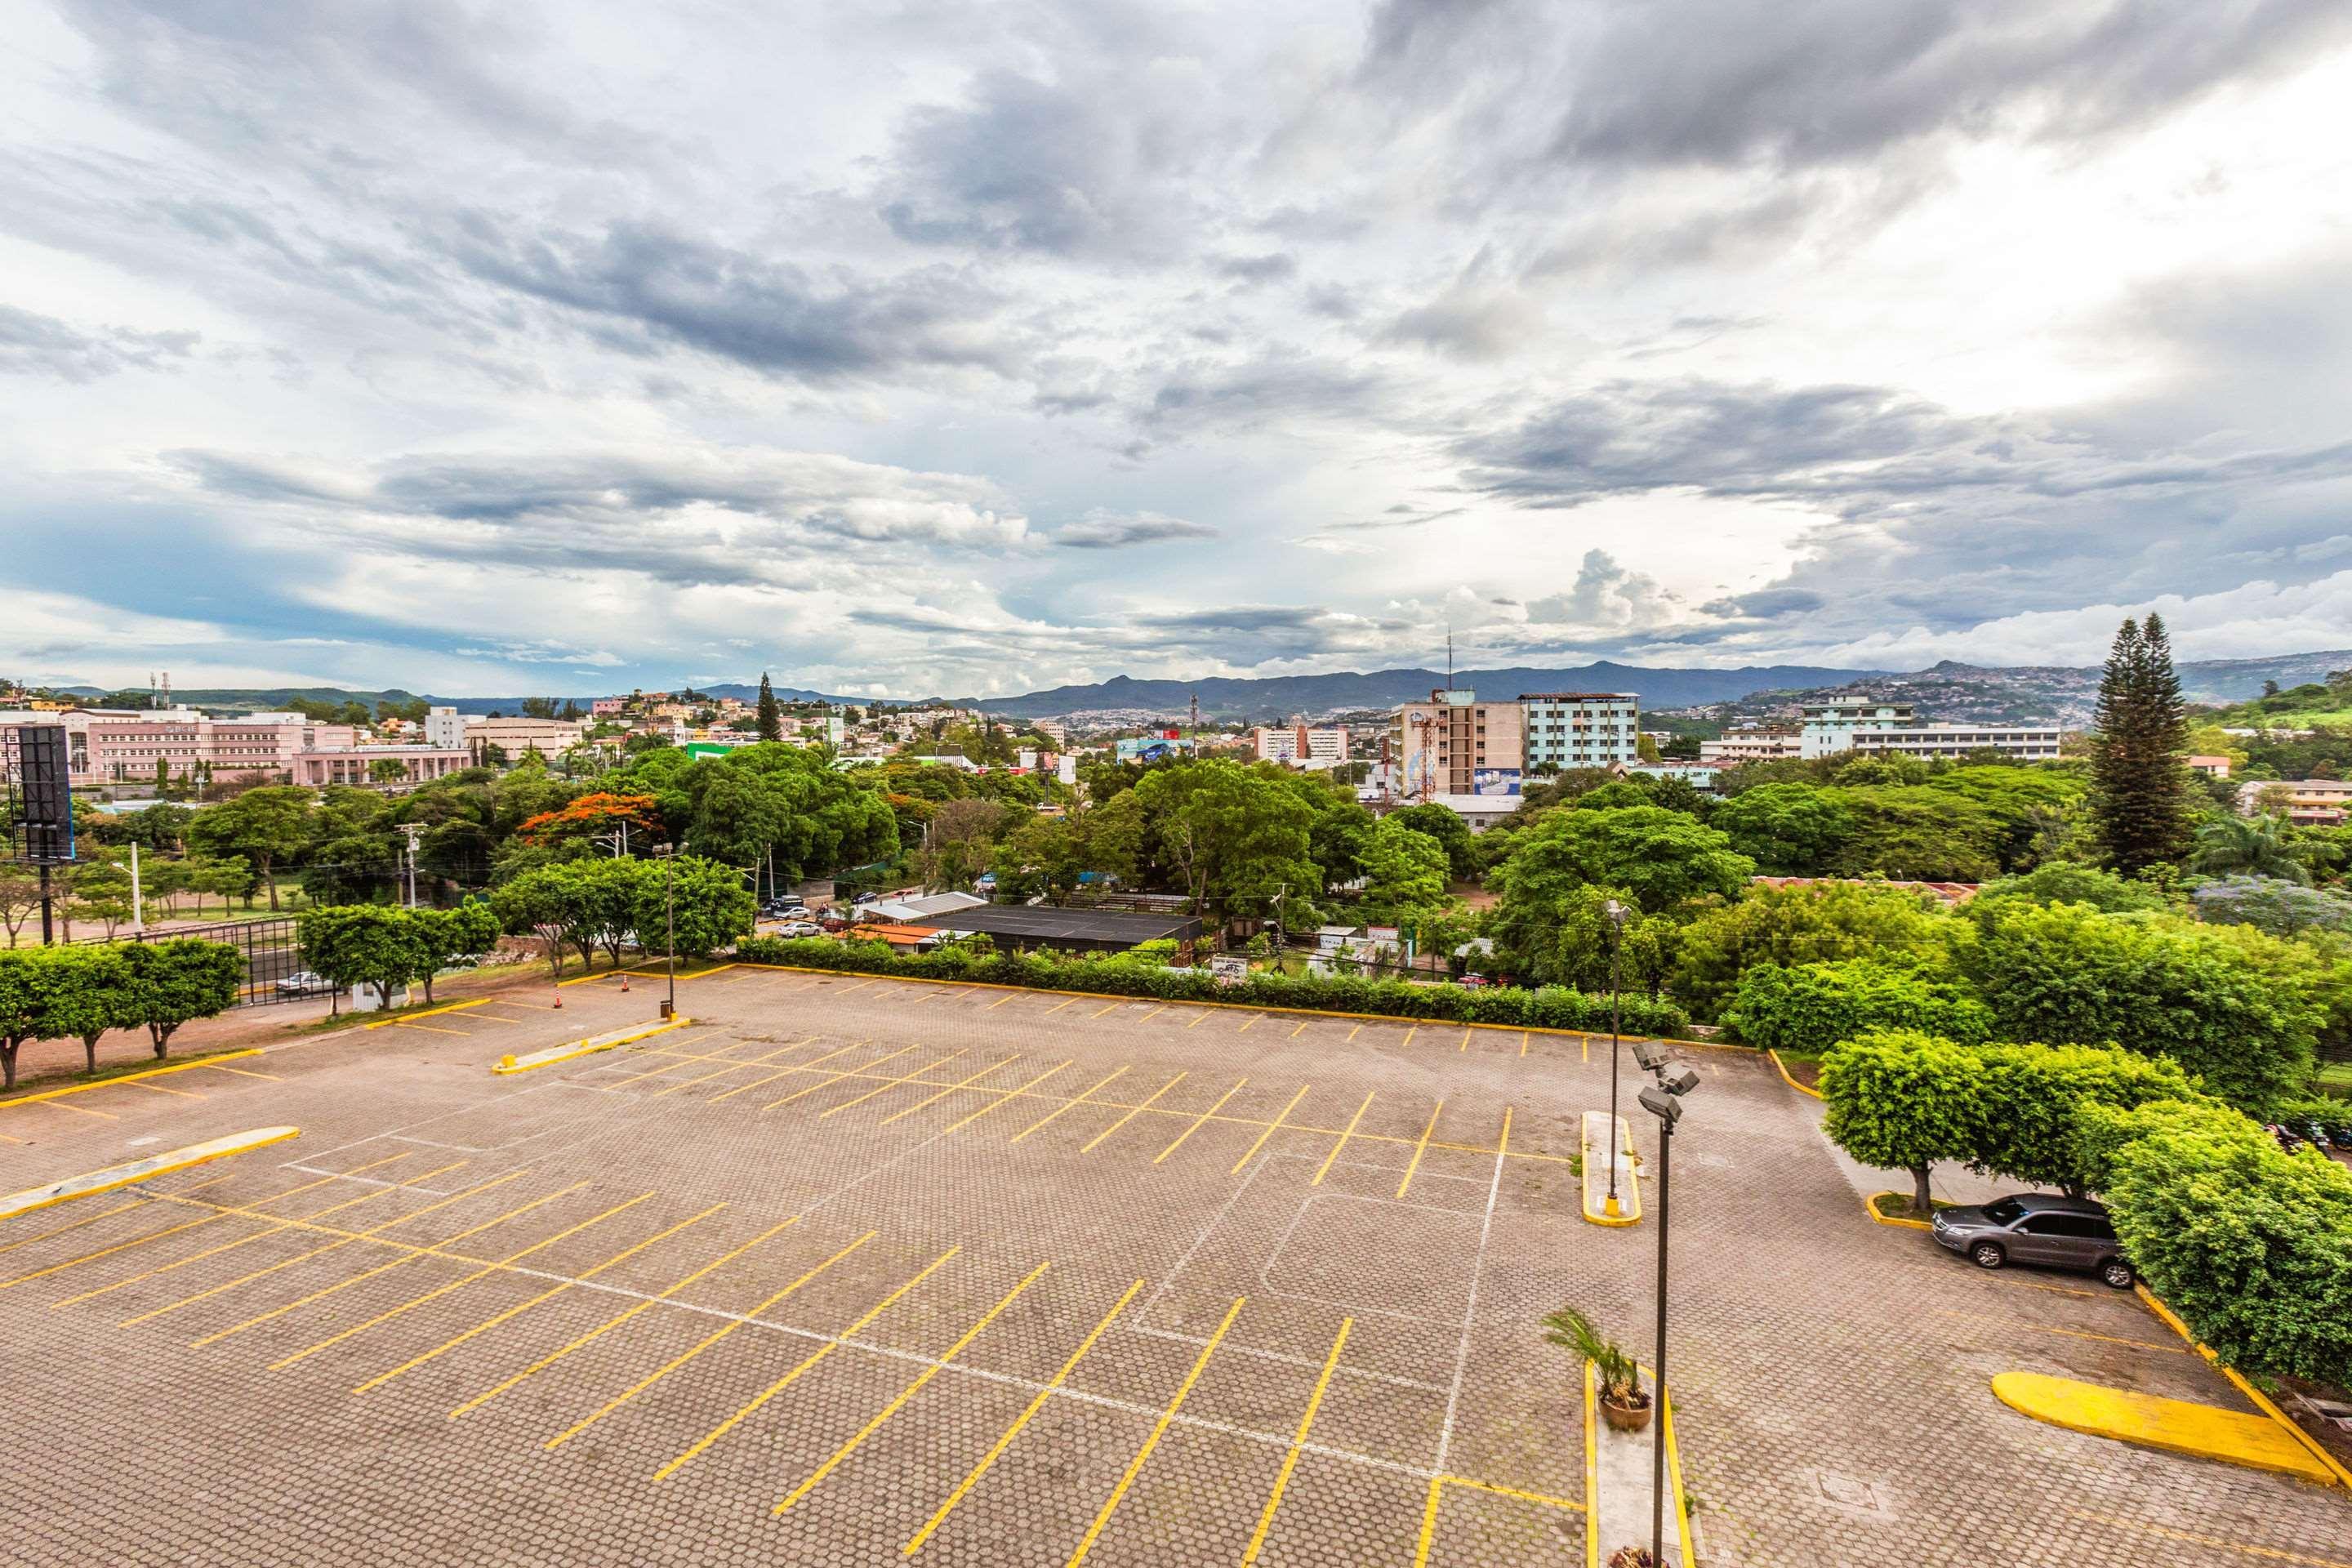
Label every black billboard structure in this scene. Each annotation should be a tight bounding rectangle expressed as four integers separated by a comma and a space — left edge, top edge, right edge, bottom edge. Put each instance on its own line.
2, 724, 77, 943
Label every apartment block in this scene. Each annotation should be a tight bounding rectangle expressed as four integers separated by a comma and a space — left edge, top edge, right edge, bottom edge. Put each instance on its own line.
1699, 730, 1803, 764
1250, 723, 1351, 765
293, 746, 473, 786
1391, 689, 1526, 798
467, 715, 589, 760
1518, 692, 1640, 773
2239, 777, 2352, 826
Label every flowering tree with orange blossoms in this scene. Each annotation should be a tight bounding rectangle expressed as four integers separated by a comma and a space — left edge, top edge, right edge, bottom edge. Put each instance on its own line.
516, 792, 665, 848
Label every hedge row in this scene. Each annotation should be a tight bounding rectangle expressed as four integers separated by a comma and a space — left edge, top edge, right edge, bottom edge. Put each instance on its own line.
731, 937, 1693, 1036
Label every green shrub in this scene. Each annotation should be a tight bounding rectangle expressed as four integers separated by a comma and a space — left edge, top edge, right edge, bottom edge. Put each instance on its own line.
729, 937, 1693, 1035
1817, 1029, 1989, 1218
1969, 1044, 2205, 1194
1721, 960, 1992, 1054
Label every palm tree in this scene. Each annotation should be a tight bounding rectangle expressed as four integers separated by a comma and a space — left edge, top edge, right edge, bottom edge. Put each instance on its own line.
2189, 813, 2309, 884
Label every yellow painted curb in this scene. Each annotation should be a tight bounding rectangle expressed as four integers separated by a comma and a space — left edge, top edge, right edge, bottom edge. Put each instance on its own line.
363, 998, 489, 1030
1, 1126, 298, 1222
1659, 1374, 1698, 1568
0, 1048, 265, 1111
1579, 1110, 1642, 1227
2136, 1285, 2351, 1489
1767, 1048, 1824, 1099
557, 963, 736, 988
728, 959, 1742, 1054
1991, 1370, 2336, 1484
1583, 1361, 1600, 1568
492, 1018, 694, 1076
1864, 1191, 1935, 1231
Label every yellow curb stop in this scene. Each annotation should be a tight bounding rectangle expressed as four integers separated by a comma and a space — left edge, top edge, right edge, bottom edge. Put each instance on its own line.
492, 1018, 694, 1076
0, 1127, 299, 1223
1863, 1191, 1936, 1231
1991, 1370, 2337, 1484
1579, 1109, 1642, 1227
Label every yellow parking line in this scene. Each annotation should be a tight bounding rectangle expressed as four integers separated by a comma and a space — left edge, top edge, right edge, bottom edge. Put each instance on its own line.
1045, 998, 1080, 1015
1457, 1029, 1472, 1053
355, 1204, 725, 1393
652, 1246, 959, 1481
0, 1197, 148, 1258
121, 1078, 203, 1098
1238, 1013, 1263, 1033
1346, 1023, 1362, 1043
52, 1152, 425, 1307
41, 1099, 118, 1120
986, 993, 1019, 1011
2, 1164, 362, 1292
124, 1169, 528, 1328
1289, 1021, 1310, 1039
764, 1043, 920, 1110
1396, 1102, 1444, 1200
1401, 1026, 1417, 1048
938, 1062, 1073, 1136
878, 1054, 1023, 1125
545, 1230, 874, 1449
903, 1276, 1143, 1555
728, 1039, 879, 1106
0, 1049, 262, 1111
1065, 1297, 1245, 1567
819, 1049, 970, 1117
1311, 1092, 1376, 1187
1229, 1084, 1312, 1175
1080, 1071, 1188, 1154
1139, 1004, 1167, 1022
774, 1260, 1052, 1514
1935, 1309, 2185, 1355
193, 1180, 579, 1348
1243, 1317, 1352, 1564
1010, 1066, 1129, 1144
1089, 1002, 1120, 1019
1520, 1031, 1530, 1058
1185, 1010, 1214, 1030
271, 1190, 656, 1371
2067, 1510, 2352, 1568
1153, 1078, 1248, 1165
648, 1037, 813, 1098
197, 1062, 284, 1081
450, 1214, 802, 1419
363, 999, 488, 1030
394, 1022, 470, 1036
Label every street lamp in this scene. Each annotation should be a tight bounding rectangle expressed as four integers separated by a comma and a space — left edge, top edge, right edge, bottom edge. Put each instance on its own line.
1637, 1060, 1699, 1568
651, 844, 677, 1019
1602, 898, 1629, 1218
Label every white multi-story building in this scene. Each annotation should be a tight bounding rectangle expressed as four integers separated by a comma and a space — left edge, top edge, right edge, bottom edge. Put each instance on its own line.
1250, 723, 1351, 765
1840, 723, 2063, 762
424, 706, 466, 750
1518, 693, 1641, 773
1699, 729, 1803, 764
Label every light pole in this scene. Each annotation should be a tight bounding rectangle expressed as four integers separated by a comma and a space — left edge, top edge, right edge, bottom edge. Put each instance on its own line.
1637, 1052, 1699, 1568
652, 844, 677, 1019
1603, 898, 1628, 1218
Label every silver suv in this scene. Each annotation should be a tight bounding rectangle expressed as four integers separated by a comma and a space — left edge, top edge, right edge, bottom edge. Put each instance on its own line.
1929, 1193, 2136, 1290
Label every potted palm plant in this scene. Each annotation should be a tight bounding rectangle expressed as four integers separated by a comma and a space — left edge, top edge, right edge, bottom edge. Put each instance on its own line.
1543, 1307, 1651, 1432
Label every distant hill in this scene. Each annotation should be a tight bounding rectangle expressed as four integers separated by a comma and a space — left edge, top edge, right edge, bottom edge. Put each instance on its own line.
48, 649, 2351, 727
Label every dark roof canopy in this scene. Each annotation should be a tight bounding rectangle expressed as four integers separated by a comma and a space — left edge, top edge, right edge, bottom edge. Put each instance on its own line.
902, 903, 1201, 947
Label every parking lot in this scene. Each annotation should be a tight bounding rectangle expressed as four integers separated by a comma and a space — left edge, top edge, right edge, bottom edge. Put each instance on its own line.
2, 965, 2345, 1566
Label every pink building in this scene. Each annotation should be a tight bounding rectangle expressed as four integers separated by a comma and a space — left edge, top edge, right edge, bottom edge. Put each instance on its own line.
292, 746, 472, 786
79, 711, 356, 786
591, 697, 626, 715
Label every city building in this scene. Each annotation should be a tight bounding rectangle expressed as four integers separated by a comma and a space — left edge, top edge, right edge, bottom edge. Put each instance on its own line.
1390, 690, 1525, 799
467, 715, 588, 761
83, 711, 359, 786
1034, 719, 1068, 746
1249, 723, 1351, 765
2186, 755, 2233, 779
423, 706, 466, 750
1797, 698, 1918, 759
1518, 692, 1639, 773
292, 746, 472, 786
1796, 697, 2062, 762
1699, 730, 1803, 764
1417, 793, 1520, 833
590, 697, 626, 716
2238, 778, 2352, 826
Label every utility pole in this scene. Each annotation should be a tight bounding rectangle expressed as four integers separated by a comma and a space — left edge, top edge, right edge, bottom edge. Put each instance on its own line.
399, 822, 424, 909
130, 840, 144, 937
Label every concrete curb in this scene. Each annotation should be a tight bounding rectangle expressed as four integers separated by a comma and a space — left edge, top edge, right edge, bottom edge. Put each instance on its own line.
1580, 1110, 1642, 1227
0, 1048, 266, 1111
1863, 1191, 1935, 1231
1766, 1049, 1823, 1099
493, 1018, 694, 1076
1990, 1370, 2336, 1484
363, 998, 490, 1030
1, 1126, 299, 1222
2135, 1285, 2351, 1489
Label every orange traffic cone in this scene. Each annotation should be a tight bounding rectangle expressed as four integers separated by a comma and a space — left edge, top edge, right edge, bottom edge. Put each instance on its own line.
619, 973, 630, 992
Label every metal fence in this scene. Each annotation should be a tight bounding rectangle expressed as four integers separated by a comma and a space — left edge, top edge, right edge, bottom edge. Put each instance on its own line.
118, 917, 309, 1009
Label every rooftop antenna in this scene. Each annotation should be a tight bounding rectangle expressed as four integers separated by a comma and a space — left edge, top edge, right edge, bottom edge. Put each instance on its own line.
1446, 630, 1454, 691
1189, 691, 1199, 744
148, 671, 157, 710
159, 670, 170, 710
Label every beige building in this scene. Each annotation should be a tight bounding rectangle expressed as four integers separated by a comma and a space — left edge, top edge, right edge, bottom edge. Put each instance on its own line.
2238, 778, 2352, 826
468, 715, 588, 760
294, 746, 473, 786
1699, 730, 1803, 764
1250, 723, 1351, 765
1391, 689, 1524, 799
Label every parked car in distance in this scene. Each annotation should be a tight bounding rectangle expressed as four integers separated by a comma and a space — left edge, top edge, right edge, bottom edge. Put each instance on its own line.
1930, 1193, 2135, 1290
776, 920, 823, 938
779, 905, 813, 920
276, 970, 330, 996
852, 891, 880, 906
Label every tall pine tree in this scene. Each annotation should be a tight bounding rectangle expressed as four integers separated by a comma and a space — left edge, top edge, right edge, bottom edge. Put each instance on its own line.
755, 671, 782, 742
2090, 614, 2190, 873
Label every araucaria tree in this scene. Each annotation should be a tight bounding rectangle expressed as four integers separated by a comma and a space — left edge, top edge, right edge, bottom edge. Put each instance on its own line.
756, 672, 782, 742
2090, 613, 2191, 874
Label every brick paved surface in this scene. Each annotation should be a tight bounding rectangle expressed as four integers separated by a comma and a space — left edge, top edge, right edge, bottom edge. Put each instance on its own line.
1, 964, 2345, 1566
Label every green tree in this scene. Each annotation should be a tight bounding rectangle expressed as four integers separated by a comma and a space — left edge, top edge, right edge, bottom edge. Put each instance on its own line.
1955, 901, 2320, 1111
411, 902, 503, 1003
1672, 880, 1957, 1021
756, 672, 782, 742
0, 947, 74, 1087
298, 906, 431, 1009
2188, 813, 2308, 883
368, 757, 411, 786
2090, 613, 2193, 873
41, 946, 144, 1075
1818, 1029, 1990, 1218
1385, 802, 1478, 880
2190, 875, 2352, 936
1721, 960, 1993, 1054
1709, 782, 1854, 875
1357, 817, 1450, 924
1490, 805, 1752, 920
1967, 1042, 2204, 1196
118, 938, 241, 1058
1133, 761, 1322, 927
635, 854, 756, 959
187, 786, 315, 911
1825, 786, 2002, 881
1968, 863, 2170, 918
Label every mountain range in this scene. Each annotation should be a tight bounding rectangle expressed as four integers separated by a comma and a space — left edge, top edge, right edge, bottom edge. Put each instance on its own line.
51, 649, 2350, 726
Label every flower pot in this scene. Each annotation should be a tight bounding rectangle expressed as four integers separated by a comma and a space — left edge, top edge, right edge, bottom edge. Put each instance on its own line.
1599, 1392, 1652, 1433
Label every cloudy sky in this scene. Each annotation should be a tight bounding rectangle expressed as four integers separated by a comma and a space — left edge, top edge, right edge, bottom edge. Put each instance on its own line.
5, 0, 2352, 699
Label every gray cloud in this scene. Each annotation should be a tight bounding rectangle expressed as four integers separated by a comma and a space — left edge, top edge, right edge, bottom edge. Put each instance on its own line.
0, 305, 198, 381
1054, 510, 1219, 549
1216, 252, 1298, 286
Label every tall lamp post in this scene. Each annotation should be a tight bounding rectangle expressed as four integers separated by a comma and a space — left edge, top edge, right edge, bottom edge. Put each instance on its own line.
1636, 1047, 1699, 1568
652, 845, 677, 1020
1602, 898, 1628, 1218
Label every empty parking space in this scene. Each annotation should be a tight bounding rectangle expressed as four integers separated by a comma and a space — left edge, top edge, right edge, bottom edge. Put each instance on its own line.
0, 964, 2341, 1567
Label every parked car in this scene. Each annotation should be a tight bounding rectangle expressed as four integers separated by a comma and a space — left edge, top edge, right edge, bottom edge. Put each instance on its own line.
1930, 1193, 2135, 1290
276, 970, 330, 996
777, 920, 823, 938
779, 905, 813, 920
852, 891, 880, 906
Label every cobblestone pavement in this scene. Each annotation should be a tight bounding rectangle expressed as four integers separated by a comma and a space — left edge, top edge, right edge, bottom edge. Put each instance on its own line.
1, 964, 2344, 1566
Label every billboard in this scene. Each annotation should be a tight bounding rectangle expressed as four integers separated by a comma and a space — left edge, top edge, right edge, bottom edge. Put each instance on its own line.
1470, 767, 1522, 796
